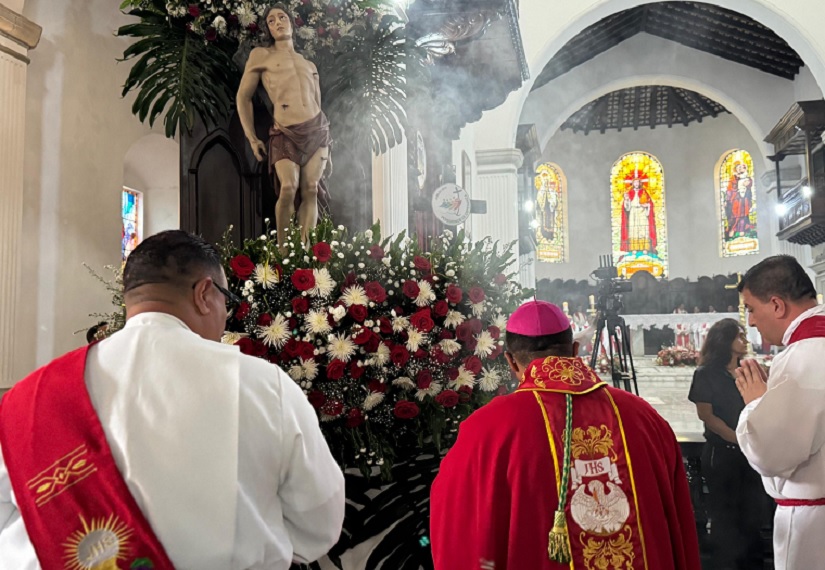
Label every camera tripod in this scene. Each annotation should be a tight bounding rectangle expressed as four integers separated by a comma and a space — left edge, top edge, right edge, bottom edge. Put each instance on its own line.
588, 311, 639, 395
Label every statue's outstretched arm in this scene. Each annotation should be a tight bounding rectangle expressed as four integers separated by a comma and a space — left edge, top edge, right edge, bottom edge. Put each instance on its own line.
237, 48, 267, 162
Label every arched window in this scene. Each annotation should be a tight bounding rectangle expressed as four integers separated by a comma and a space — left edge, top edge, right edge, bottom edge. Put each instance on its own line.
611, 152, 668, 278
717, 149, 758, 257
121, 187, 143, 260
533, 162, 568, 263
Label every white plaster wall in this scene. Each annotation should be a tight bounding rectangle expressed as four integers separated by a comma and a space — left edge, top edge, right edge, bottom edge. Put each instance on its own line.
123, 134, 180, 238
6, 1, 25, 14
17, 0, 161, 379
793, 65, 824, 101
536, 113, 773, 282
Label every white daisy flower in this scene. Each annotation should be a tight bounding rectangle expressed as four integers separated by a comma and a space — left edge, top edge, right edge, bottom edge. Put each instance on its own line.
492, 313, 508, 330
297, 26, 316, 40
471, 302, 485, 317
302, 358, 319, 381
341, 284, 368, 307
414, 280, 436, 307
474, 331, 496, 357
479, 367, 502, 392
363, 392, 385, 410
237, 3, 256, 27
415, 381, 443, 401
310, 268, 335, 297
327, 333, 356, 362
392, 377, 415, 390
444, 310, 466, 329
253, 263, 280, 289
448, 365, 476, 389
392, 315, 410, 333
221, 331, 248, 345
258, 314, 290, 349
288, 363, 305, 380
305, 309, 332, 335
406, 328, 426, 352
439, 338, 462, 356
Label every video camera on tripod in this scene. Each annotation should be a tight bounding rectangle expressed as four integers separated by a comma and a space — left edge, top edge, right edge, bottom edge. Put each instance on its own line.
589, 255, 639, 395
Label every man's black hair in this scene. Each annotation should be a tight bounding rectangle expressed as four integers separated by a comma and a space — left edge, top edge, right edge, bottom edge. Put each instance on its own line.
738, 254, 815, 303
123, 230, 223, 293
505, 327, 574, 364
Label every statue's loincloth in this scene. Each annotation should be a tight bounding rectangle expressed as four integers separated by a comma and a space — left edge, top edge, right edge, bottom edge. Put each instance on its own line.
268, 112, 331, 211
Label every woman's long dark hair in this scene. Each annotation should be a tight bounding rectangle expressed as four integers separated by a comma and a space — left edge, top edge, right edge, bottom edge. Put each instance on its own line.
699, 318, 744, 368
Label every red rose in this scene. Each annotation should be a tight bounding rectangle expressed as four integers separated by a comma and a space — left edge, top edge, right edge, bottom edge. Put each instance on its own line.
402, 280, 420, 299
313, 242, 332, 262
497, 385, 509, 396
368, 379, 387, 393
348, 304, 368, 322
229, 254, 255, 279
188, 4, 200, 17
433, 300, 449, 318
439, 329, 454, 340
257, 313, 273, 327
494, 273, 507, 286
435, 390, 460, 408
293, 16, 303, 27
413, 255, 431, 273
308, 390, 326, 409
291, 297, 309, 314
283, 338, 299, 359
350, 360, 365, 379
288, 317, 298, 330
317, 26, 326, 36
410, 309, 435, 333
247, 22, 259, 32
390, 345, 410, 367
235, 301, 250, 320
464, 337, 478, 352
343, 272, 357, 288
204, 28, 217, 41
487, 326, 501, 339
458, 385, 473, 403
297, 341, 316, 360
416, 369, 433, 389
468, 287, 486, 304
291, 269, 315, 291
235, 338, 268, 358
365, 281, 387, 303
432, 347, 451, 364
353, 329, 377, 346
446, 285, 463, 304
464, 355, 483, 374
393, 401, 420, 419
488, 345, 504, 360
368, 245, 385, 260
326, 359, 346, 380
365, 336, 381, 353
322, 400, 344, 417
456, 322, 474, 343
346, 408, 365, 428
414, 348, 427, 359
378, 317, 393, 334
393, 306, 405, 316
446, 368, 460, 381
468, 319, 483, 334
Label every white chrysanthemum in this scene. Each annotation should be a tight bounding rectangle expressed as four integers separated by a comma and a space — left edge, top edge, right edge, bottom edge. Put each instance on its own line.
213, 15, 227, 34
367, 342, 390, 366
258, 314, 290, 348
297, 26, 316, 40
237, 2, 256, 26
254, 263, 280, 289
341, 284, 368, 307
288, 363, 305, 380
474, 331, 496, 357
302, 358, 319, 381
392, 315, 410, 333
310, 268, 335, 297
330, 305, 347, 322
305, 309, 332, 335
363, 392, 385, 410
415, 382, 443, 401
444, 310, 466, 329
406, 328, 426, 352
492, 313, 508, 330
221, 331, 248, 345
439, 338, 461, 356
448, 365, 476, 389
479, 367, 502, 392
392, 377, 415, 390
471, 302, 485, 317
414, 280, 436, 307
327, 333, 356, 362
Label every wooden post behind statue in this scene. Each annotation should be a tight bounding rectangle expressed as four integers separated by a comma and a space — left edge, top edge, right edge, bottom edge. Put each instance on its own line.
236, 3, 332, 249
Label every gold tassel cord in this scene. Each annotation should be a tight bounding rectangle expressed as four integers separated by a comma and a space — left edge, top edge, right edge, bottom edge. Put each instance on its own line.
547, 509, 571, 563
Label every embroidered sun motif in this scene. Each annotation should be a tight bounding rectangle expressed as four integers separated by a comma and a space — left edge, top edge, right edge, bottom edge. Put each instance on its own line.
64, 514, 133, 570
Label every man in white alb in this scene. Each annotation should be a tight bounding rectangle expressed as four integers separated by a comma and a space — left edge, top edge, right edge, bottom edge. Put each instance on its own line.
0, 230, 345, 569
734, 255, 825, 570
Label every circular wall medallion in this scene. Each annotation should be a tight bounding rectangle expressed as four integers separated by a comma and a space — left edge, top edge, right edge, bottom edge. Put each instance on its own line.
432, 183, 471, 225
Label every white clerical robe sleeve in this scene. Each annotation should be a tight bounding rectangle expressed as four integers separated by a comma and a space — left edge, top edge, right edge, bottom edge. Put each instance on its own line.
737, 355, 825, 478
278, 375, 345, 564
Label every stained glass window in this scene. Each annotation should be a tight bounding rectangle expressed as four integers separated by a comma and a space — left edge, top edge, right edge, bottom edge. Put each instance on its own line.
611, 152, 668, 278
534, 163, 568, 263
718, 149, 758, 257
121, 188, 142, 261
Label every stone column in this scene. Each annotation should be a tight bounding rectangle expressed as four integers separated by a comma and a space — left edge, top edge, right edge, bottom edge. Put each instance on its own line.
371, 134, 409, 238
0, 4, 40, 388
474, 148, 524, 280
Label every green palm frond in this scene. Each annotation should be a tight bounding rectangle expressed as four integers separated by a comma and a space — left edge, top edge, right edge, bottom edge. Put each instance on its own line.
117, 2, 239, 138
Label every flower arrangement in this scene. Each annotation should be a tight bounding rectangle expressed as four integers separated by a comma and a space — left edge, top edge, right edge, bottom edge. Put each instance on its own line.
656, 345, 700, 367
219, 219, 530, 477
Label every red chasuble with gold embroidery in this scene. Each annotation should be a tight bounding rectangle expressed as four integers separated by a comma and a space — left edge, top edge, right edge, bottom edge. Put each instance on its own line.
430, 356, 701, 570
0, 346, 175, 570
